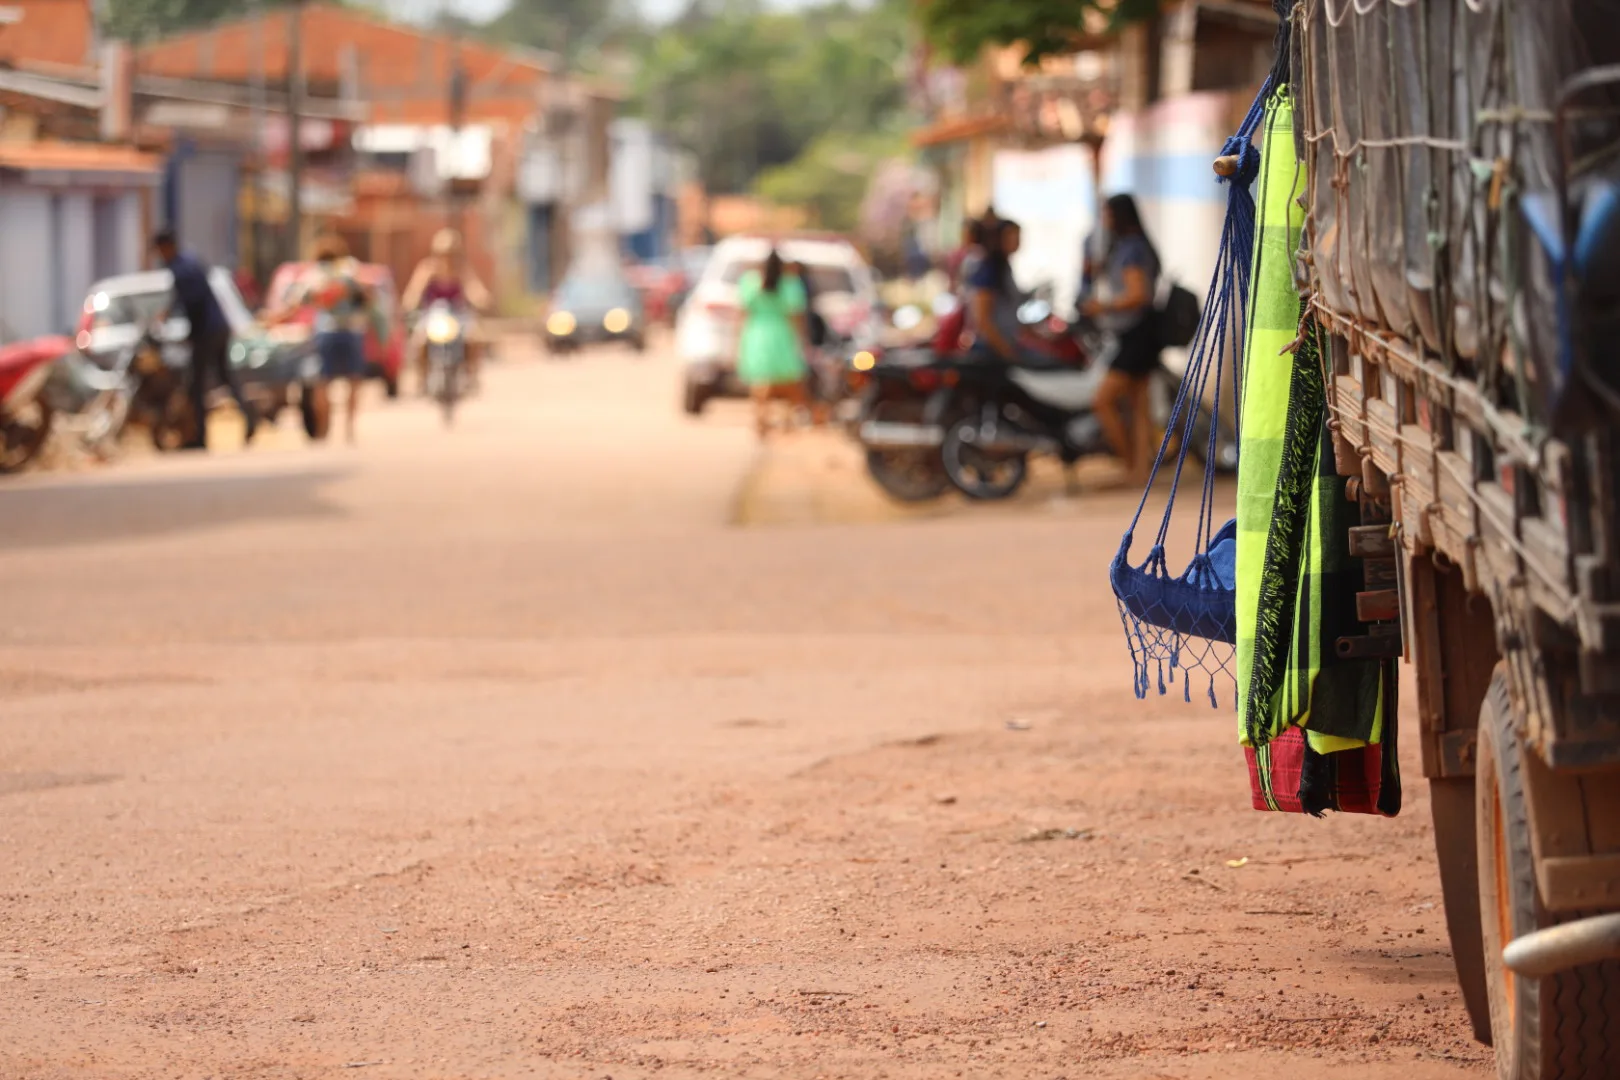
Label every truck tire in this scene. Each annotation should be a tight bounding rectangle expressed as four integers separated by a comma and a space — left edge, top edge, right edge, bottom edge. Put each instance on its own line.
1431, 776, 1493, 1045
1477, 664, 1620, 1079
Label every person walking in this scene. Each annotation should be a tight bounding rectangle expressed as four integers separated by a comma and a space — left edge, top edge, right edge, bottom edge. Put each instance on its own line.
153, 229, 257, 450
1081, 194, 1163, 481
279, 234, 370, 445
788, 260, 833, 425
736, 248, 809, 439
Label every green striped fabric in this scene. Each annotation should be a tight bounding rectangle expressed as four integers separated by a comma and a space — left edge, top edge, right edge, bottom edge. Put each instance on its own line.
1235, 88, 1316, 748
1234, 87, 1386, 752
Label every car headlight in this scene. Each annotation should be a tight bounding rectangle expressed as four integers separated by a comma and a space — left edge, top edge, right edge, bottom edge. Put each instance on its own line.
425, 311, 461, 344
547, 311, 576, 336
603, 308, 631, 334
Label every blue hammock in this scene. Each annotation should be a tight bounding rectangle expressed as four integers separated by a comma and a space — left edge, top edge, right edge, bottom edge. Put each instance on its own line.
1109, 82, 1269, 708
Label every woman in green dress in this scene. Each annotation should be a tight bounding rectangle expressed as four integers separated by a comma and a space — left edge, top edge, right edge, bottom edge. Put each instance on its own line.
736, 249, 809, 437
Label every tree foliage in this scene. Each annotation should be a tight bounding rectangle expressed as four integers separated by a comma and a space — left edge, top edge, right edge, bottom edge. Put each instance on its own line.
479, 0, 627, 58
102, 0, 247, 40
917, 0, 1156, 67
754, 131, 905, 233
622, 0, 911, 198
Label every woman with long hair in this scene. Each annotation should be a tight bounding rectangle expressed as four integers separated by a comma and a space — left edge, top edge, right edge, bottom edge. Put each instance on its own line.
736, 248, 810, 438
966, 217, 1032, 363
1082, 193, 1163, 479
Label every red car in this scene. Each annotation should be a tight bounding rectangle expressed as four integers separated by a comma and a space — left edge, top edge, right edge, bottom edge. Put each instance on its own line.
624, 258, 688, 327
266, 262, 405, 397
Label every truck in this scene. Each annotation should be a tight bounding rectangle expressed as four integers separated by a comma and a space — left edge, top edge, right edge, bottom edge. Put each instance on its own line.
1289, 1, 1620, 1075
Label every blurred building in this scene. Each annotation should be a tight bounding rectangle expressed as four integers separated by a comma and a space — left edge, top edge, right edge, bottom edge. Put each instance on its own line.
910, 0, 1278, 311
0, 0, 159, 339
137, 3, 620, 311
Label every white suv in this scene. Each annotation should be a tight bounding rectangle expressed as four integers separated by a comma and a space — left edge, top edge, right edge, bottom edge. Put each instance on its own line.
676, 235, 881, 414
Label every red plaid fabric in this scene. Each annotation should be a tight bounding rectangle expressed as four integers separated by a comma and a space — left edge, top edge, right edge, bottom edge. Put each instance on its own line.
1245, 726, 1391, 816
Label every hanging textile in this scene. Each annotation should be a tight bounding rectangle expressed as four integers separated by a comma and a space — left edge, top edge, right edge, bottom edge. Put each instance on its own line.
1232, 88, 1398, 818
1109, 79, 1270, 709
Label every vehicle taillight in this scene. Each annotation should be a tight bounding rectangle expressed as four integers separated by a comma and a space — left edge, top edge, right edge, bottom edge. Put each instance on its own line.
909, 368, 942, 392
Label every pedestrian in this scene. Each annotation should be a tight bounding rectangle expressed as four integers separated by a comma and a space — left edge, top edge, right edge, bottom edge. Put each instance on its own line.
280, 234, 370, 444
965, 217, 1038, 365
1081, 194, 1163, 482
787, 260, 834, 425
944, 217, 984, 294
736, 248, 810, 439
152, 229, 257, 450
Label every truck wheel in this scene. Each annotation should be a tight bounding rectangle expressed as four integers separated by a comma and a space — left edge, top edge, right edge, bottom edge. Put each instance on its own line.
1431, 776, 1493, 1044
1477, 664, 1620, 1078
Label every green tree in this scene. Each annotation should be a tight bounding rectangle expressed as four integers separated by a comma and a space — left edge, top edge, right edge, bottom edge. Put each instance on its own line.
753, 130, 905, 233
480, 0, 628, 57
917, 0, 1156, 67
102, 0, 248, 39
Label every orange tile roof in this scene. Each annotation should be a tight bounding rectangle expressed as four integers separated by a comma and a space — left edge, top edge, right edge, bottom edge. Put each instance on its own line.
0, 139, 161, 173
0, 0, 94, 69
137, 4, 547, 106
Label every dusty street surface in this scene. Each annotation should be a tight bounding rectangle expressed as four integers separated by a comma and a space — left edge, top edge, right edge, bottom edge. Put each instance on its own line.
0, 341, 1490, 1079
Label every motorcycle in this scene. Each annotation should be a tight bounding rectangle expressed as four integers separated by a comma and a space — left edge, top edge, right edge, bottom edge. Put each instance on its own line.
854, 299, 1106, 501
0, 336, 71, 472
421, 300, 468, 425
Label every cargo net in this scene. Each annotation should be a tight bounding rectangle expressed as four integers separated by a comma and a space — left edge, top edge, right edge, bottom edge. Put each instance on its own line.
1294, 0, 1620, 432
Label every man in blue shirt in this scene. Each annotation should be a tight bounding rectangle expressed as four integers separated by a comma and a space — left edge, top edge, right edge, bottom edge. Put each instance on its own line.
153, 229, 256, 449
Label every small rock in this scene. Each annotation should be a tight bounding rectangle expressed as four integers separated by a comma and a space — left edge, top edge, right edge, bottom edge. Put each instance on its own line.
934, 793, 958, 805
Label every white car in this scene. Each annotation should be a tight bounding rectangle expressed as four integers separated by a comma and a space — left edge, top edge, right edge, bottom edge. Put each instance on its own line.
675, 235, 882, 414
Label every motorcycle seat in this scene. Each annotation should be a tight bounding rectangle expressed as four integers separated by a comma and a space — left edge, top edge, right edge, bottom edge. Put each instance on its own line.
1009, 367, 1103, 411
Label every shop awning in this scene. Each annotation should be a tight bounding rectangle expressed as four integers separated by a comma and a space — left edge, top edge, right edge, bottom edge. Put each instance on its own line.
0, 140, 162, 186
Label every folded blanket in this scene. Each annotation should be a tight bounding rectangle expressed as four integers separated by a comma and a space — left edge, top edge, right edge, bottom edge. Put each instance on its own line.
1234, 88, 1389, 757
1235, 88, 1319, 749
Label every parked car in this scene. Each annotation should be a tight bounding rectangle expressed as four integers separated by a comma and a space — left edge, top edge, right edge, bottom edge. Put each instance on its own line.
624, 255, 687, 327
265, 261, 406, 397
75, 267, 253, 373
71, 268, 321, 439
543, 270, 647, 354
676, 234, 884, 415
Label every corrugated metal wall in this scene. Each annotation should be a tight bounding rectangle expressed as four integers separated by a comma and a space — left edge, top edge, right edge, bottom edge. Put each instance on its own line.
0, 185, 55, 339
175, 147, 241, 270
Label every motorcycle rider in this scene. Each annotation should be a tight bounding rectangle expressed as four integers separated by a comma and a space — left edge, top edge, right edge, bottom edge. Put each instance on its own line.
152, 229, 257, 449
402, 229, 491, 395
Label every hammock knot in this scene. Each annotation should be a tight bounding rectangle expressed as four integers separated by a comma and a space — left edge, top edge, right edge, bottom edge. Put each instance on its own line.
1219, 136, 1261, 189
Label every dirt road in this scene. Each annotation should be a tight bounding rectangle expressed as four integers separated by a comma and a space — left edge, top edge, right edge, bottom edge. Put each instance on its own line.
0, 342, 1491, 1078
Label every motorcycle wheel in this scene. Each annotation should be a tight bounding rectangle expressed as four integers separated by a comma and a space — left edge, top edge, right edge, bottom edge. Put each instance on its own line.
942, 416, 1028, 500
862, 399, 948, 503
301, 382, 330, 441
151, 390, 197, 452
0, 400, 52, 473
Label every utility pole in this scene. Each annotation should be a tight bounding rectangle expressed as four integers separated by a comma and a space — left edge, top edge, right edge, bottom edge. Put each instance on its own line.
249, 0, 267, 283
446, 19, 466, 241
286, 0, 305, 263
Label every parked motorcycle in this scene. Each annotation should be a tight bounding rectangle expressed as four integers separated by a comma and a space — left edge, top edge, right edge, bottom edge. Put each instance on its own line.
422, 301, 468, 425
854, 301, 1105, 501
0, 336, 71, 472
